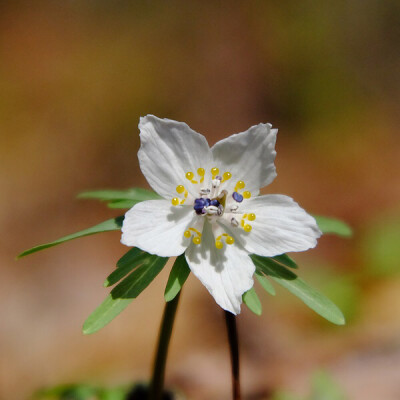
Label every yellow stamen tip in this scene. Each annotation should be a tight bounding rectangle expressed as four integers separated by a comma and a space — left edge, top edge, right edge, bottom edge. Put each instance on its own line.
248, 213, 256, 221
211, 167, 219, 176
186, 172, 194, 180
171, 197, 180, 206
215, 240, 223, 249
222, 171, 232, 181
244, 224, 252, 232
243, 191, 251, 199
184, 230, 191, 238
197, 168, 205, 176
193, 236, 201, 245
236, 180, 245, 190
176, 185, 185, 194
226, 236, 235, 245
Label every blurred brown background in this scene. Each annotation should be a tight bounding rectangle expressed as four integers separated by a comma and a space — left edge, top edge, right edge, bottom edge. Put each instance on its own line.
1, 1, 400, 399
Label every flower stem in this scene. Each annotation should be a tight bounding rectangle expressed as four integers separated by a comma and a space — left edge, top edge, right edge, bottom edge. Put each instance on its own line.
149, 291, 181, 400
224, 311, 241, 400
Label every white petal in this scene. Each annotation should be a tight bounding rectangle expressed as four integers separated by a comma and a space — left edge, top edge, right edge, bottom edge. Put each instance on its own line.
211, 123, 277, 195
138, 115, 213, 199
121, 200, 196, 257
185, 221, 255, 314
221, 195, 322, 257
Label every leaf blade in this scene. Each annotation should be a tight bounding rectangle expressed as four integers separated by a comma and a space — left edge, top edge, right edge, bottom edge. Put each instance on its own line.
255, 272, 276, 296
272, 254, 298, 269
164, 255, 190, 302
314, 215, 353, 237
252, 255, 345, 325
243, 287, 262, 315
77, 188, 161, 202
83, 255, 168, 334
18, 216, 124, 258
104, 248, 147, 287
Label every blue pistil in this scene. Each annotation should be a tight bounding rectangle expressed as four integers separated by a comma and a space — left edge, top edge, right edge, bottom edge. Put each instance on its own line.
194, 197, 220, 215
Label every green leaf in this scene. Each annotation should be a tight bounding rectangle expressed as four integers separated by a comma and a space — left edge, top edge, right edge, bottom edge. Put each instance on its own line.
107, 199, 137, 209
272, 254, 298, 269
104, 248, 147, 287
78, 188, 161, 202
314, 215, 353, 237
17, 216, 124, 258
255, 272, 276, 296
243, 287, 262, 315
252, 255, 345, 325
164, 255, 190, 302
83, 255, 168, 334
116, 247, 146, 269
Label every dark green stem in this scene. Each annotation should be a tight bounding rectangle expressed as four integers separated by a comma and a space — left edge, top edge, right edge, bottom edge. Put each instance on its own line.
224, 311, 241, 400
149, 291, 181, 400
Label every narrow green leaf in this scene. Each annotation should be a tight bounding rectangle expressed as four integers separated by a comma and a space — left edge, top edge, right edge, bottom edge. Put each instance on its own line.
107, 199, 137, 209
254, 255, 297, 280
164, 255, 190, 302
83, 255, 168, 334
272, 254, 298, 269
78, 188, 161, 202
252, 255, 345, 325
17, 216, 124, 258
104, 248, 148, 287
243, 287, 262, 315
314, 215, 353, 237
116, 247, 146, 269
255, 272, 276, 296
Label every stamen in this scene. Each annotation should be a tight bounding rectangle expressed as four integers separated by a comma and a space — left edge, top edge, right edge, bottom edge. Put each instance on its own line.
248, 213, 256, 221
171, 197, 180, 206
244, 224, 252, 232
174, 185, 188, 205
184, 227, 202, 244
222, 171, 232, 182
215, 233, 235, 249
235, 180, 245, 191
240, 213, 256, 231
211, 167, 220, 179
197, 168, 205, 183
243, 191, 251, 199
186, 171, 198, 184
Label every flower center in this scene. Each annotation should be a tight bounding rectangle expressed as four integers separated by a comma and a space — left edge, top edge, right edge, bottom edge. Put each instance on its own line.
171, 167, 256, 248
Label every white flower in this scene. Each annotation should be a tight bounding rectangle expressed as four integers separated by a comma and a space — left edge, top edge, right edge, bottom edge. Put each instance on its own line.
121, 115, 322, 314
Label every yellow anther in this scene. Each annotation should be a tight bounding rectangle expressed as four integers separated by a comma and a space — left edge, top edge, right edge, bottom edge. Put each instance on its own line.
197, 168, 205, 176
176, 185, 185, 194
193, 236, 201, 245
215, 240, 223, 249
211, 167, 219, 178
222, 171, 232, 182
171, 197, 180, 206
226, 236, 235, 245
184, 230, 191, 238
244, 224, 252, 232
248, 213, 256, 221
243, 191, 251, 199
186, 172, 194, 180
236, 180, 245, 190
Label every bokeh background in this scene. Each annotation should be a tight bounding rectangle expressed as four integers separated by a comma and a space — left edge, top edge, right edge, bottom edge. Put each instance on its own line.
1, 1, 399, 399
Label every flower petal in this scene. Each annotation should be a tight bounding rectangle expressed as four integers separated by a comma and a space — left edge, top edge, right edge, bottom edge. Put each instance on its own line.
185, 221, 255, 314
138, 115, 213, 199
221, 195, 322, 257
121, 200, 196, 257
211, 123, 277, 195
